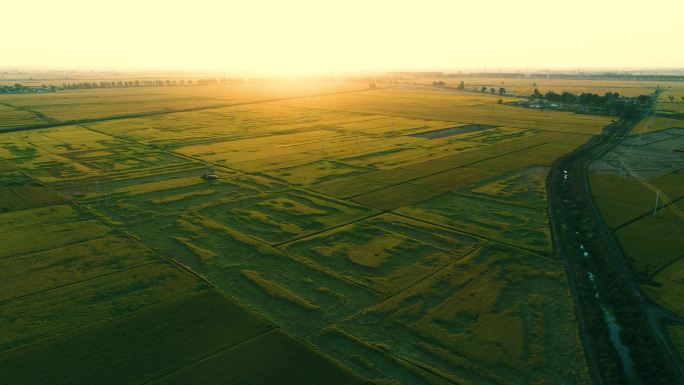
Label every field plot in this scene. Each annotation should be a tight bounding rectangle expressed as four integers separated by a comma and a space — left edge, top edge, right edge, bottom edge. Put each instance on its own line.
70, 167, 260, 224
0, 81, 368, 122
0, 261, 207, 352
9, 152, 100, 182
0, 134, 41, 159
0, 235, 158, 301
0, 104, 47, 130
123, 213, 381, 330
168, 117, 483, 174
0, 177, 64, 212
463, 166, 549, 209
341, 243, 587, 385
0, 291, 270, 385
148, 329, 363, 385
0, 204, 111, 258
199, 189, 375, 244
311, 133, 548, 202
283, 213, 484, 295
28, 126, 129, 153
352, 181, 443, 210
590, 173, 668, 228
644, 256, 684, 316
396, 192, 551, 251
0, 131, 106, 182
87, 102, 370, 147
176, 129, 349, 171
410, 124, 497, 139
333, 115, 458, 137
266, 160, 371, 188
2, 126, 198, 183
328, 138, 478, 171
0, 178, 209, 357
594, 128, 684, 180
0, 290, 361, 385
277, 86, 611, 134
616, 215, 684, 279
668, 325, 684, 361
633, 90, 684, 135
68, 146, 189, 172
634, 116, 684, 136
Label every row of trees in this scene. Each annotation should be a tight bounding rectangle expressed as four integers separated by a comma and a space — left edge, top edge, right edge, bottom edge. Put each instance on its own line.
434, 80, 507, 95
480, 86, 506, 95
62, 78, 236, 90
0, 83, 56, 94
666, 95, 684, 103
532, 88, 653, 116
63, 79, 188, 89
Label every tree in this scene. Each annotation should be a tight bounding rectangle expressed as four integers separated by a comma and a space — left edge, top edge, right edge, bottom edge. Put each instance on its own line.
681, 96, 684, 104
481, 86, 487, 93
499, 87, 506, 95
668, 95, 675, 103
561, 91, 577, 103
532, 88, 542, 99
545, 90, 561, 101
457, 81, 465, 90
637, 95, 651, 105
490, 87, 496, 94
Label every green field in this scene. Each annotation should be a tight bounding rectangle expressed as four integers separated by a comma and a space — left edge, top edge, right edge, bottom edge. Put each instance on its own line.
0, 290, 360, 385
1, 80, 658, 384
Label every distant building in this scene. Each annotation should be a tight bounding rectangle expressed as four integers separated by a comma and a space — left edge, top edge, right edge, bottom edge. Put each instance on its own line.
388, 72, 444, 79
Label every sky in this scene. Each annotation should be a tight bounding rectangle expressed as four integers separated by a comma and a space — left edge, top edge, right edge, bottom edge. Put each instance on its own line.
3, 0, 683, 75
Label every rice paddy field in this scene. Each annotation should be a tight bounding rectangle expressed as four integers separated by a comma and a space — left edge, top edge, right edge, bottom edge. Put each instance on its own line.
0, 79, 669, 384
589, 87, 684, 361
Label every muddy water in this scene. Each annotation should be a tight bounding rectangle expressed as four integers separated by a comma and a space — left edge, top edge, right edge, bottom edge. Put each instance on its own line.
582, 245, 636, 379
602, 306, 635, 377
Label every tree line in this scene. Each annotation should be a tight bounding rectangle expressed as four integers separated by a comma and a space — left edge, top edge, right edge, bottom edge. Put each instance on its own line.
63, 79, 183, 89
62, 78, 236, 90
433, 80, 507, 95
531, 88, 654, 117
0, 83, 56, 94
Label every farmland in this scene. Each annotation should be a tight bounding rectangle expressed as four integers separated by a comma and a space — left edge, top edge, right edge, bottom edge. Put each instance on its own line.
0, 79, 671, 384
589, 87, 684, 367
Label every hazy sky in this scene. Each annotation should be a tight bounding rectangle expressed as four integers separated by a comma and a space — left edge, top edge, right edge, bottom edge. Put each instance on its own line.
4, 0, 682, 75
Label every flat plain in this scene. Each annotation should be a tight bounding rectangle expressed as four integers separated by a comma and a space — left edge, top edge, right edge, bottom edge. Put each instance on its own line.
1, 79, 675, 384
